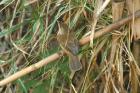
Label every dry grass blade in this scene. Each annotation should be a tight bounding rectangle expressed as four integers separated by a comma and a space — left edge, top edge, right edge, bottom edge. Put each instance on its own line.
90, 0, 110, 47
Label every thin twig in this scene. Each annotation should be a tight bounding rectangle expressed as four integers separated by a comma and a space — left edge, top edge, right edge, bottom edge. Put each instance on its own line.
0, 10, 140, 86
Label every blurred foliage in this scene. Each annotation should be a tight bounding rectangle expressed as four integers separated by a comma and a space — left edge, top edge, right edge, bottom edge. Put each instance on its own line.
0, 0, 140, 93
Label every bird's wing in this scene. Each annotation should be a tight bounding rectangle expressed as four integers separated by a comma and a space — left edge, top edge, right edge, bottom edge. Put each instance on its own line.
66, 38, 79, 55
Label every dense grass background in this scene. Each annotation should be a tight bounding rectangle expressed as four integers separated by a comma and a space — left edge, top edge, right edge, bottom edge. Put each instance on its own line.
0, 0, 140, 93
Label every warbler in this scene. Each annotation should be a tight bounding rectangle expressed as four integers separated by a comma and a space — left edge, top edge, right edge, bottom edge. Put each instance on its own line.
57, 22, 82, 72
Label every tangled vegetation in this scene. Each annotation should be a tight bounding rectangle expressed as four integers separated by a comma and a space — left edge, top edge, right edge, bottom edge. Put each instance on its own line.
0, 0, 140, 93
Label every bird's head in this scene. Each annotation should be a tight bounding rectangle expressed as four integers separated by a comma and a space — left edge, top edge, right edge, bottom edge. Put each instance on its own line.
57, 21, 69, 35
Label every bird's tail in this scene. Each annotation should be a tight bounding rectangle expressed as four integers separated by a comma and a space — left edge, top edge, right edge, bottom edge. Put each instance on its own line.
69, 55, 82, 72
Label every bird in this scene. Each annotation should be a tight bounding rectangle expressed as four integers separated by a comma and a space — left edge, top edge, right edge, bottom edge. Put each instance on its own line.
57, 21, 82, 72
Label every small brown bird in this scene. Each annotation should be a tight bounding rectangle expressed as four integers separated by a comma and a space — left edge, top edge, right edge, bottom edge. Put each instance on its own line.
57, 22, 82, 72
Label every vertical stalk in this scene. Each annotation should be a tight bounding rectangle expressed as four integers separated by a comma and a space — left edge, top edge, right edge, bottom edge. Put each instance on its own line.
126, 0, 140, 93
110, 0, 124, 92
